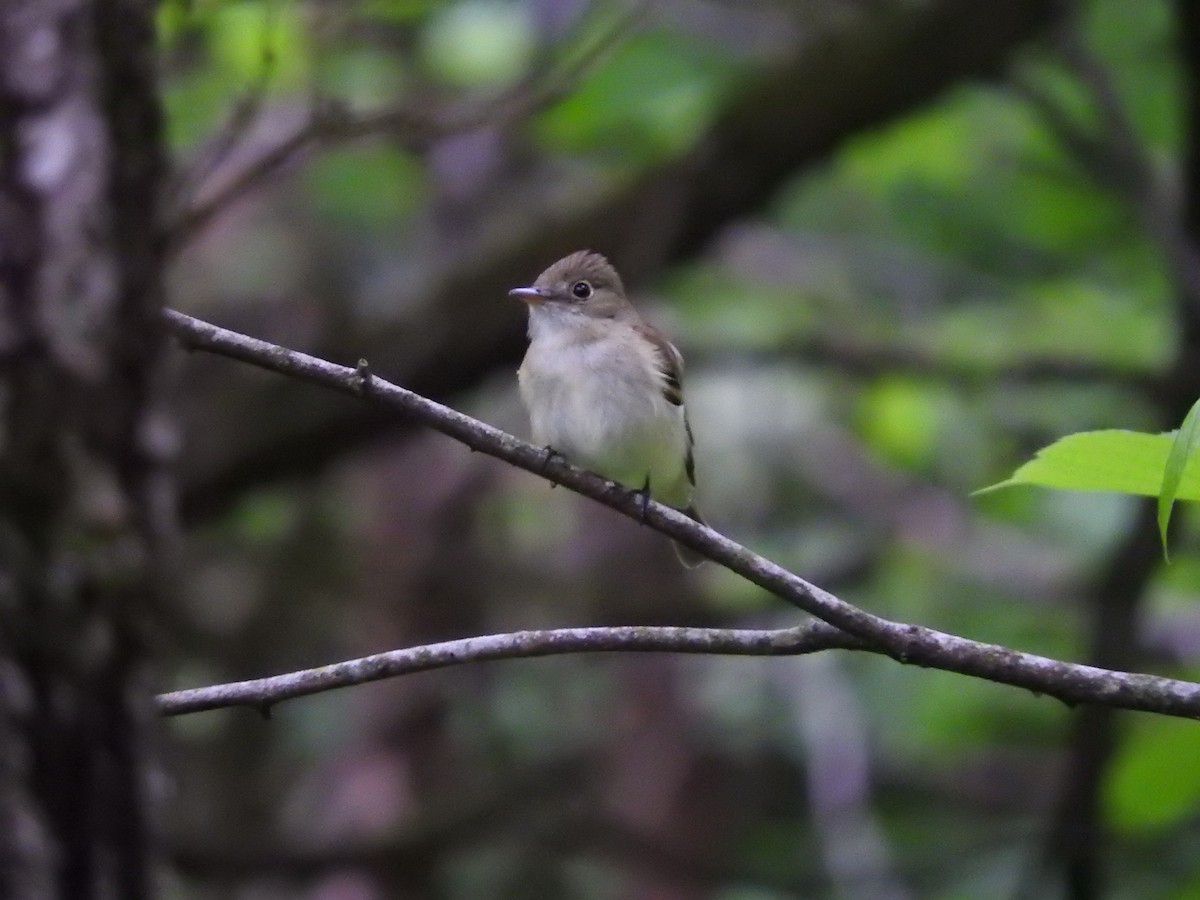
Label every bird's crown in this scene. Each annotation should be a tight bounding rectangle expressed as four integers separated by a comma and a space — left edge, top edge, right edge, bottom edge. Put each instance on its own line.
534, 250, 625, 297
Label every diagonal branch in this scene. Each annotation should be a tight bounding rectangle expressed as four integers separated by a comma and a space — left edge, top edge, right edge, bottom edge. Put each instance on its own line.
164, 2, 281, 215
162, 309, 1200, 720
1014, 15, 1200, 309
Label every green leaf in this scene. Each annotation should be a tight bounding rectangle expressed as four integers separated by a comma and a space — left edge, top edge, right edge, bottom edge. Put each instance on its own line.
210, 1, 308, 85
420, 0, 535, 88
856, 377, 943, 469
1159, 399, 1200, 555
1107, 714, 1200, 832
305, 145, 425, 225
976, 430, 1200, 500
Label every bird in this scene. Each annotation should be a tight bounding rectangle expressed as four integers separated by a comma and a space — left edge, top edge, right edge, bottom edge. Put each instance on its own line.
509, 250, 706, 566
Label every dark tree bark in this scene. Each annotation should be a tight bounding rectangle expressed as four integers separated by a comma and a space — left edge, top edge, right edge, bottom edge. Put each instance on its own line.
0, 2, 169, 897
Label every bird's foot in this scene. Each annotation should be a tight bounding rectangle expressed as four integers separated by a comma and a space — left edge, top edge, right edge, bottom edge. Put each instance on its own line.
540, 445, 563, 487
637, 476, 652, 523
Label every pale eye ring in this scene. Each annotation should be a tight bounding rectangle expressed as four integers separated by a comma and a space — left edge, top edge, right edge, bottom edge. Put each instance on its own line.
571, 280, 593, 300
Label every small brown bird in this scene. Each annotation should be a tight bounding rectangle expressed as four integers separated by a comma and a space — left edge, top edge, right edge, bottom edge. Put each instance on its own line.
509, 251, 705, 566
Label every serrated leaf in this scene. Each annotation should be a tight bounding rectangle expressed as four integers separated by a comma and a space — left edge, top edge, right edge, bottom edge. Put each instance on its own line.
976, 429, 1200, 500
1159, 399, 1200, 556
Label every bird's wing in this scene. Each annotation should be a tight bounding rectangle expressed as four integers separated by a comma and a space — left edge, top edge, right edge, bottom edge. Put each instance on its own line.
635, 321, 696, 488
634, 321, 685, 408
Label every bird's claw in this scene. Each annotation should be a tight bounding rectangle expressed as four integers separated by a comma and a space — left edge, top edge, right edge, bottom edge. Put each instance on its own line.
637, 476, 652, 523
540, 445, 563, 486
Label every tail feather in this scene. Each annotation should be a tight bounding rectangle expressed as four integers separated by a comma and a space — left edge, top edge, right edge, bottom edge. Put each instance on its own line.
672, 504, 707, 568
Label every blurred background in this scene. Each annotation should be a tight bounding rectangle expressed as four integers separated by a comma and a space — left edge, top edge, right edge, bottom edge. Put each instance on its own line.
159, 0, 1200, 897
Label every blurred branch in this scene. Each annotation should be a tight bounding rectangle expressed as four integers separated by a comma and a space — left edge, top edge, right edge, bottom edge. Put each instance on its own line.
708, 335, 1164, 393
165, 3, 280, 214
161, 310, 1200, 720
165, 4, 640, 254
1014, 15, 1200, 308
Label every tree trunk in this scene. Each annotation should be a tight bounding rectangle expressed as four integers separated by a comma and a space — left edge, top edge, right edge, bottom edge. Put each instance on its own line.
0, 1, 169, 897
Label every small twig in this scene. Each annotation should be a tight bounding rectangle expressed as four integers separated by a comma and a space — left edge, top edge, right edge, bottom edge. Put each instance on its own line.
161, 309, 1200, 719
167, 113, 324, 254
354, 357, 372, 396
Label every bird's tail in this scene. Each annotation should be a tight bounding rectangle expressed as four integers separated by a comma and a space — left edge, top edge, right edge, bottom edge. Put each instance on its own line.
673, 504, 707, 568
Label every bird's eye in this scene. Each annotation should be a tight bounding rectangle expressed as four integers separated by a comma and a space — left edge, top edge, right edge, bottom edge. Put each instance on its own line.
571, 280, 593, 300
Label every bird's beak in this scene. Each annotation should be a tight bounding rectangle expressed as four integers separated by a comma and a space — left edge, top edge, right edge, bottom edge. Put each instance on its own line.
508, 286, 548, 305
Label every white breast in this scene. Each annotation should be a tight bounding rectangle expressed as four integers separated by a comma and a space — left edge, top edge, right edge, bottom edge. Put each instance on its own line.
518, 315, 691, 506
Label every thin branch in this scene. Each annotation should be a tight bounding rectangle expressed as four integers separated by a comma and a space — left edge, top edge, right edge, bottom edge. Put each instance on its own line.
158, 622, 859, 716
162, 309, 1200, 719
706, 335, 1165, 394
1014, 17, 1200, 306
166, 2, 280, 212
165, 4, 640, 253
